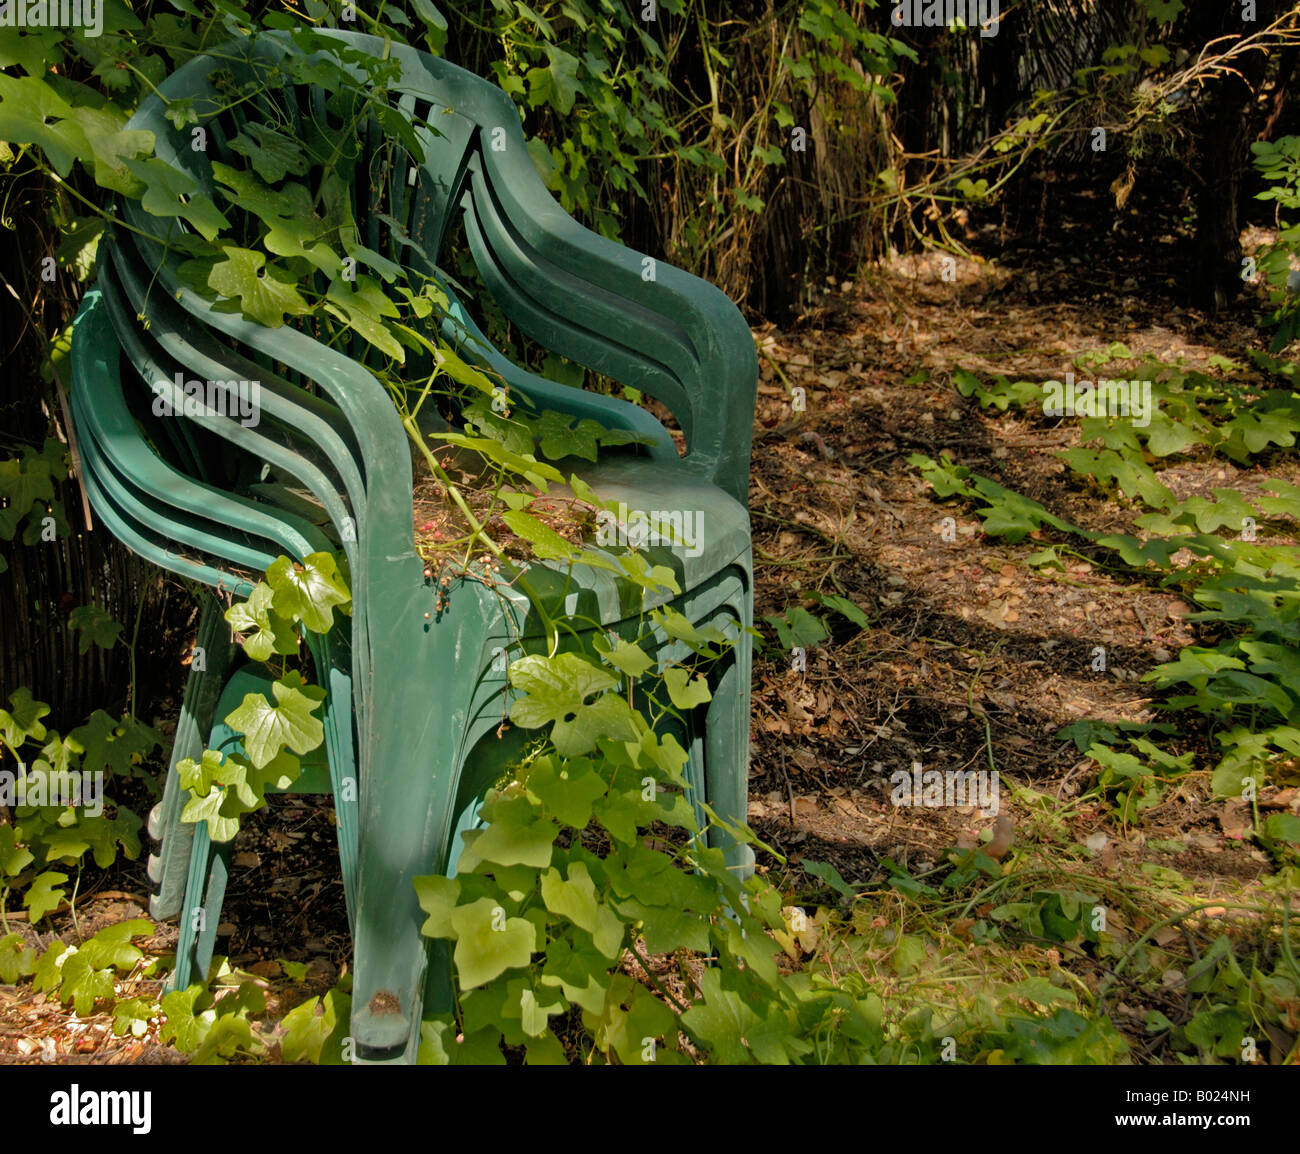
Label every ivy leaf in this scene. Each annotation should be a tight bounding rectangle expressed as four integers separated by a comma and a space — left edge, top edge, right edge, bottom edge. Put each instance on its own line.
594, 635, 654, 678
0, 74, 87, 176
449, 897, 536, 990
501, 510, 575, 560
764, 606, 828, 650
0, 26, 65, 75
123, 157, 230, 241
588, 974, 676, 1064
456, 794, 556, 870
0, 825, 35, 878
508, 653, 638, 756
1220, 407, 1300, 460
58, 951, 116, 1016
324, 277, 404, 362
205, 244, 311, 327
66, 710, 158, 779
229, 123, 310, 183
527, 755, 607, 829
0, 932, 38, 983
68, 106, 152, 196
612, 896, 711, 953
159, 986, 214, 1053
436, 433, 565, 493
414, 875, 462, 939
226, 582, 299, 661
418, 1019, 506, 1065
24, 870, 68, 922
534, 411, 601, 462
1144, 418, 1203, 458
0, 687, 50, 751
663, 666, 712, 710
177, 748, 226, 797
33, 939, 73, 993
38, 826, 92, 865
1263, 813, 1300, 845
1257, 479, 1300, 521
81, 807, 143, 869
0, 453, 55, 538
265, 552, 351, 634
111, 997, 157, 1038
812, 592, 871, 629
223, 671, 325, 769
540, 862, 624, 959
1143, 648, 1246, 688
281, 987, 350, 1063
68, 604, 122, 653
681, 969, 791, 1065
79, 920, 152, 971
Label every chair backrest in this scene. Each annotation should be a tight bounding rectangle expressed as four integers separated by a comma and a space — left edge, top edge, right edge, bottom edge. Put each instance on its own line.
117, 28, 758, 506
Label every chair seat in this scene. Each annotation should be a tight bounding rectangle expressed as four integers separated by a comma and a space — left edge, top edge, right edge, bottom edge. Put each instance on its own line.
535, 455, 751, 625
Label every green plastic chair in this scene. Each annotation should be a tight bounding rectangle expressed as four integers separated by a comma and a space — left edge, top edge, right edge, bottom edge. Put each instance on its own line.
69, 26, 757, 1063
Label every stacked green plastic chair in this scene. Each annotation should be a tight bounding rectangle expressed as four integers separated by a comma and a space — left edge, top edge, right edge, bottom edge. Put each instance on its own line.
69, 26, 757, 1063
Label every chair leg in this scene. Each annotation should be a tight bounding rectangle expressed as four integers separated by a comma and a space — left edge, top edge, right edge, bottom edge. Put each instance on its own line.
148, 595, 238, 922
703, 581, 756, 879
703, 643, 756, 879
171, 822, 233, 990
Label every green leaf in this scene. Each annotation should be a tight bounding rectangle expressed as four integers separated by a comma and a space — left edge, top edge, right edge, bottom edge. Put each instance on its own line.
0, 825, 35, 878
0, 74, 87, 176
229, 122, 310, 183
1263, 813, 1300, 845
802, 859, 858, 899
681, 969, 795, 1065
540, 862, 624, 959
764, 606, 828, 649
1257, 478, 1300, 521
0, 933, 37, 983
588, 974, 676, 1064
0, 687, 49, 752
508, 653, 638, 757
527, 756, 607, 829
663, 666, 712, 710
66, 709, 158, 779
594, 635, 654, 678
456, 794, 556, 870
324, 277, 404, 362
501, 510, 576, 560
223, 671, 325, 769
79, 919, 152, 971
533, 410, 600, 462
123, 157, 230, 241
265, 552, 351, 633
225, 582, 299, 661
33, 939, 73, 993
812, 593, 871, 628
449, 897, 536, 990
281, 987, 350, 1063
1143, 648, 1246, 687
58, 950, 116, 1016
67, 604, 122, 653
158, 985, 213, 1053
24, 870, 67, 922
0, 454, 55, 538
205, 244, 311, 327
414, 874, 462, 939
111, 997, 157, 1038
418, 1019, 506, 1065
